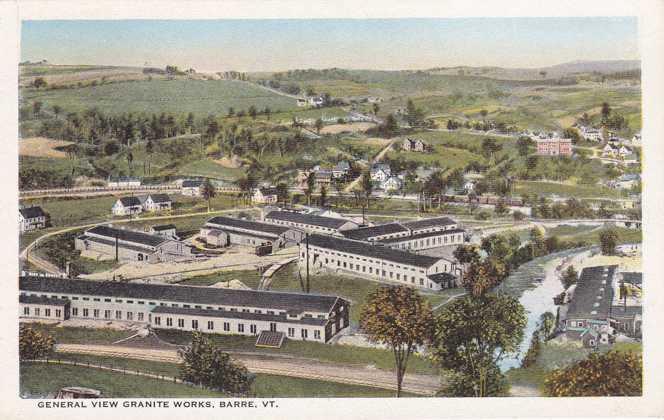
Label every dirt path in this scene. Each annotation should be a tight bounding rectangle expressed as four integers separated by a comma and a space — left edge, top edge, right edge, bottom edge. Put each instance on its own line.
55, 344, 440, 395
344, 139, 396, 193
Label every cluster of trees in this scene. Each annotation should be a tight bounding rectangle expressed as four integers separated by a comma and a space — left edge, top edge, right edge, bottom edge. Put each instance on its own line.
520, 312, 556, 369
445, 117, 519, 134
178, 331, 254, 396
19, 326, 55, 360
522, 196, 597, 219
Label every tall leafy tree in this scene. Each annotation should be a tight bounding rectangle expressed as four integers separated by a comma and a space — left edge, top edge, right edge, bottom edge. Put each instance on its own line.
200, 178, 217, 212
19, 325, 55, 360
599, 228, 618, 255
360, 170, 373, 209
432, 293, 526, 397
360, 286, 434, 397
179, 331, 254, 395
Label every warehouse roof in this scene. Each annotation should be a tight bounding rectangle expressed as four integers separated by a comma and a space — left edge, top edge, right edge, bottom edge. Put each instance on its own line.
206, 216, 290, 236
85, 225, 167, 248
402, 217, 456, 231
378, 228, 466, 244
151, 306, 327, 326
342, 223, 409, 241
19, 294, 69, 306
19, 276, 343, 315
265, 211, 354, 230
566, 265, 617, 320
117, 196, 142, 207
306, 234, 446, 268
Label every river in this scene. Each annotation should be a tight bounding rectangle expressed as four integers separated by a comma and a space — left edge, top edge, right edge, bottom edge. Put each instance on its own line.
496, 246, 595, 370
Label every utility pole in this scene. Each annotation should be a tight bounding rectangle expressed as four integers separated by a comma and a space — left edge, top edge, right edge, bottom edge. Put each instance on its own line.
305, 233, 310, 293
115, 233, 119, 262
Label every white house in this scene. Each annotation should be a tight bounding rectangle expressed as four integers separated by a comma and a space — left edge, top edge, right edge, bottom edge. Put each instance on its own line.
631, 133, 642, 147
332, 161, 351, 179
182, 180, 204, 196
370, 163, 391, 183
19, 206, 48, 233
111, 196, 143, 216
579, 127, 603, 142
381, 175, 403, 192
609, 174, 640, 190
139, 194, 172, 212
252, 187, 279, 204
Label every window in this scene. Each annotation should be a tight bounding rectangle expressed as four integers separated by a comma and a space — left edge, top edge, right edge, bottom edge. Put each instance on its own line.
115, 299, 123, 303
70, 308, 76, 316
44, 308, 51, 317
238, 324, 245, 333
126, 300, 134, 304
288, 328, 295, 337
82, 308, 89, 317
23, 307, 29, 316
314, 330, 321, 340
250, 325, 257, 334
94, 298, 100, 302
166, 317, 172, 327
207, 321, 214, 330
104, 298, 111, 302
104, 310, 111, 319
138, 312, 144, 321
93, 309, 100, 318
35, 308, 41, 316
178, 319, 184, 328
223, 322, 230, 331
154, 317, 161, 326
192, 320, 199, 330
301, 329, 308, 339
115, 310, 122, 320
55, 309, 62, 318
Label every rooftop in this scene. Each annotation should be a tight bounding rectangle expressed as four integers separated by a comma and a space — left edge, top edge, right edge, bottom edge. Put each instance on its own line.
85, 225, 167, 248
402, 217, 457, 231
265, 211, 354, 230
152, 224, 176, 231
19, 276, 344, 314
20, 206, 47, 219
19, 294, 69, 306
307, 234, 447, 268
117, 196, 142, 207
342, 223, 409, 241
206, 216, 291, 236
566, 265, 617, 320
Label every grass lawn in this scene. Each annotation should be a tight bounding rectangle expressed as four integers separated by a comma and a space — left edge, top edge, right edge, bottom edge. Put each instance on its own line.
154, 329, 438, 376
21, 79, 298, 116
176, 159, 245, 181
385, 145, 481, 171
20, 362, 227, 398
46, 353, 414, 397
569, 226, 642, 245
514, 180, 622, 199
176, 269, 263, 289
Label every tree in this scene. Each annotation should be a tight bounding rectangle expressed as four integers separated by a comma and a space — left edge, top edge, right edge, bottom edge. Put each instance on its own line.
304, 172, 316, 205
19, 325, 55, 360
539, 311, 556, 340
516, 136, 532, 157
432, 293, 526, 397
263, 106, 271, 121
248, 105, 257, 119
52, 105, 62, 119
461, 258, 509, 297
481, 138, 502, 162
179, 331, 254, 395
360, 286, 434, 397
32, 77, 48, 88
227, 107, 235, 117
539, 70, 547, 79
453, 244, 481, 265
32, 101, 43, 116
544, 351, 642, 396
561, 265, 578, 289
479, 109, 488, 120
563, 127, 581, 144
275, 182, 289, 206
598, 228, 618, 255
103, 140, 120, 156
126, 151, 134, 172
494, 198, 508, 216
201, 178, 217, 212
361, 170, 373, 209
314, 118, 324, 135
319, 185, 327, 208
601, 102, 612, 121
372, 103, 380, 115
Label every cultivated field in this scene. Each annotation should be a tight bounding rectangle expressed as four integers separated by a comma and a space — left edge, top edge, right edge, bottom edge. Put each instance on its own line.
19, 137, 74, 158
319, 122, 376, 134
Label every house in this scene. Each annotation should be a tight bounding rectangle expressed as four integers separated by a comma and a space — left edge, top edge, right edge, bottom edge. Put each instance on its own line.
19, 206, 48, 233
296, 169, 333, 191
366, 96, 383, 104
579, 127, 603, 142
150, 224, 178, 240
370, 163, 392, 183
631, 133, 642, 147
139, 194, 172, 212
19, 275, 350, 343
111, 196, 143, 216
181, 180, 204, 196
602, 143, 619, 158
535, 137, 573, 156
252, 187, 279, 204
300, 234, 459, 290
381, 175, 403, 192
75, 225, 193, 263
616, 243, 641, 256
332, 161, 351, 179
200, 216, 302, 252
265, 210, 358, 236
618, 145, 633, 157
107, 176, 141, 188
401, 138, 427, 152
296, 98, 308, 107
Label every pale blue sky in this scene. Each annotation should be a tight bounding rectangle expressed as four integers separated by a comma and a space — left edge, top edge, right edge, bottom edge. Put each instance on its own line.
21, 18, 639, 72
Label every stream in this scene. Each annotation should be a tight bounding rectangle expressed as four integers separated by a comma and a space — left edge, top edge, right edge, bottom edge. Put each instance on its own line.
495, 246, 595, 371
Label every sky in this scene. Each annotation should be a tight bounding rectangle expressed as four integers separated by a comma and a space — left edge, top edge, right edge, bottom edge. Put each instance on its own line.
21, 18, 639, 72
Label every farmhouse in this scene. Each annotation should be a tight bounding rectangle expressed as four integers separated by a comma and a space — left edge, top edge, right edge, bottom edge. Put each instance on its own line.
19, 276, 350, 343
111, 196, 143, 216
200, 216, 302, 251
138, 194, 172, 212
332, 161, 351, 179
381, 175, 404, 192
252, 187, 279, 204
401, 138, 427, 152
296, 168, 333, 190
107, 176, 141, 188
301, 234, 459, 290
75, 225, 193, 263
370, 163, 391, 183
19, 206, 48, 233
535, 137, 573, 156
181, 180, 204, 196
579, 127, 603, 142
265, 210, 358, 236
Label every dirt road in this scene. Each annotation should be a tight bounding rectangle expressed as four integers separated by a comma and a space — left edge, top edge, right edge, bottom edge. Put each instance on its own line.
344, 139, 396, 193
55, 344, 440, 395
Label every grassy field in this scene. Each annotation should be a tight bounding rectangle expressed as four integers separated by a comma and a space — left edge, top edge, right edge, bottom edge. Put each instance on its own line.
514, 180, 623, 199
20, 362, 228, 398
24, 323, 134, 345
31, 354, 413, 398
21, 79, 298, 116
176, 269, 263, 289
176, 159, 246, 181
154, 329, 439, 376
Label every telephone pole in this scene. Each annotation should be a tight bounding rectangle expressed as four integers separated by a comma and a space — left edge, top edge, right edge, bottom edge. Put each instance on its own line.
305, 232, 310, 293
